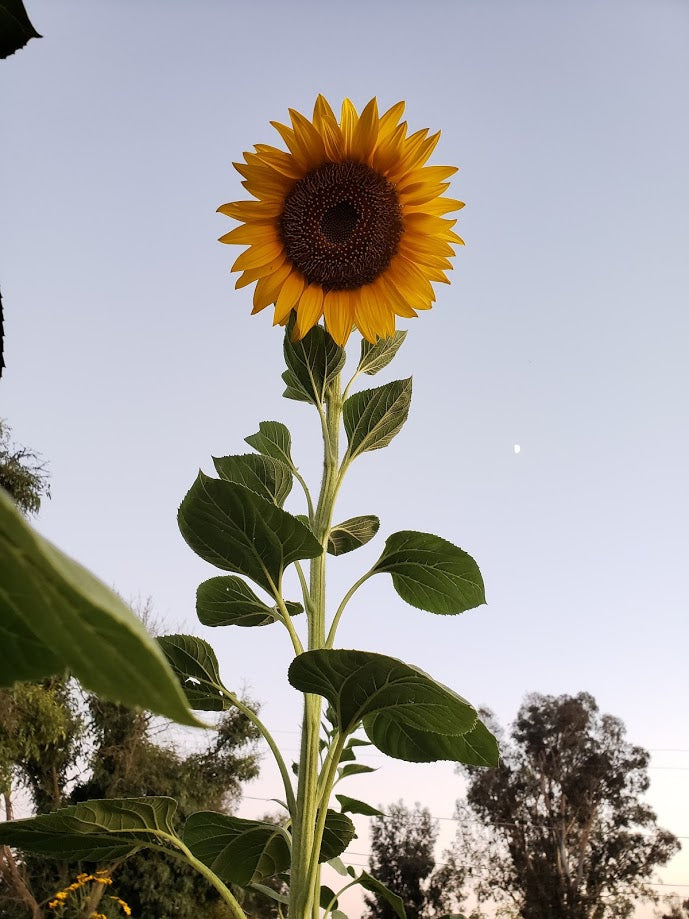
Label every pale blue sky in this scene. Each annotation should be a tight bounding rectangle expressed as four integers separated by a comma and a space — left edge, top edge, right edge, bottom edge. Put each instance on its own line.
2, 1, 688, 913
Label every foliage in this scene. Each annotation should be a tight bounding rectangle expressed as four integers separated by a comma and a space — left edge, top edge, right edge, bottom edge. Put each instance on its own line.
1, 323, 495, 917
661, 897, 689, 919
364, 802, 439, 919
0, 685, 260, 919
0, 420, 50, 516
0, 0, 41, 59
443, 693, 680, 919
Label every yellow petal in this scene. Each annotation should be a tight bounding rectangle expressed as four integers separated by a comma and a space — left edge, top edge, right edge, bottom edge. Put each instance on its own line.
232, 241, 283, 272
371, 122, 407, 175
378, 101, 406, 141
396, 165, 458, 193
323, 289, 355, 345
400, 181, 452, 207
219, 223, 279, 246
405, 197, 464, 216
235, 254, 286, 288
374, 274, 419, 318
273, 270, 306, 324
350, 97, 379, 163
355, 285, 395, 341
252, 145, 304, 179
289, 108, 328, 169
340, 98, 358, 158
293, 284, 325, 339
217, 200, 283, 220
251, 262, 293, 313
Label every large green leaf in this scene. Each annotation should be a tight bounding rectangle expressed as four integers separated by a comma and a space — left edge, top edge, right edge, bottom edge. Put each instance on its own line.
288, 650, 477, 739
343, 378, 412, 458
0, 797, 178, 860
328, 515, 380, 556
356, 871, 407, 919
245, 421, 295, 470
182, 812, 290, 885
178, 473, 322, 593
157, 635, 230, 712
197, 575, 302, 628
213, 453, 292, 507
319, 810, 356, 862
0, 490, 197, 725
371, 530, 485, 614
283, 322, 345, 406
0, 0, 41, 59
358, 331, 407, 375
363, 712, 499, 765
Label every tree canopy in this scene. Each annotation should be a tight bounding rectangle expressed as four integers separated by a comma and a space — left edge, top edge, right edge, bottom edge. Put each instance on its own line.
442, 692, 680, 919
365, 801, 440, 919
0, 419, 50, 516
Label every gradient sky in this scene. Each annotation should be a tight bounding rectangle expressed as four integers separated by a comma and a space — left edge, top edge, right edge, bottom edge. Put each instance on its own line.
3, 1, 688, 915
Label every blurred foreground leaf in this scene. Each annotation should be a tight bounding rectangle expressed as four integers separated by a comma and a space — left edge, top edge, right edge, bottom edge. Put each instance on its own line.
0, 490, 198, 725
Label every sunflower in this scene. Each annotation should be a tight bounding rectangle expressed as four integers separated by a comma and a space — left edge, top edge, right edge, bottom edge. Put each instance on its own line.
218, 96, 463, 346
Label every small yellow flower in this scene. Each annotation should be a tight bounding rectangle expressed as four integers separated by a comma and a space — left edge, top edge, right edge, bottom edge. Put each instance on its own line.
109, 895, 132, 916
48, 899, 59, 909
219, 95, 463, 345
55, 891, 68, 901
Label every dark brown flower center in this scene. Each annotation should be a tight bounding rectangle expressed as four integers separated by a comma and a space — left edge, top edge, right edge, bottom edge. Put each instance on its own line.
279, 161, 403, 290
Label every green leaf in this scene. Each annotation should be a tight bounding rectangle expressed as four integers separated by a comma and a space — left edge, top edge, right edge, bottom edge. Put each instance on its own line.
337, 763, 377, 779
249, 883, 290, 906
245, 421, 295, 471
157, 635, 229, 711
0, 0, 41, 59
335, 795, 385, 817
182, 812, 290, 885
283, 321, 346, 406
320, 885, 338, 910
282, 369, 313, 403
288, 650, 478, 754
327, 856, 349, 876
364, 712, 500, 765
0, 797, 178, 860
213, 453, 292, 507
359, 331, 407, 375
356, 871, 407, 919
178, 473, 322, 593
197, 575, 302, 628
343, 378, 412, 458
328, 515, 380, 556
372, 530, 486, 614
319, 810, 356, 861
0, 490, 197, 726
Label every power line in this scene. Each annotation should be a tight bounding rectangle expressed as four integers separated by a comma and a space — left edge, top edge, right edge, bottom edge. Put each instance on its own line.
239, 795, 689, 839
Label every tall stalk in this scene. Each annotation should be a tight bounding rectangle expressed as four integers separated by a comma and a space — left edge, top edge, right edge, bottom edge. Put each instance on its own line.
289, 372, 343, 918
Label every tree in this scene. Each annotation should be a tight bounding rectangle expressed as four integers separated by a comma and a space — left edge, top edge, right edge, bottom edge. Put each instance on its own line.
0, 419, 50, 516
0, 686, 261, 919
443, 693, 680, 919
661, 898, 689, 919
365, 802, 439, 919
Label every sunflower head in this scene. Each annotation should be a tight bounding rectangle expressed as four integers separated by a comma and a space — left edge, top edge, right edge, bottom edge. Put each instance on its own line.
218, 96, 464, 346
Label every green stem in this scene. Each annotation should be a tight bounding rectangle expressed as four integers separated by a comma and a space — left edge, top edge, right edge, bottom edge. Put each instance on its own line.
274, 589, 305, 657
306, 733, 347, 910
325, 568, 374, 649
149, 837, 248, 919
217, 686, 296, 818
294, 468, 315, 522
294, 561, 312, 613
323, 878, 360, 918
289, 373, 343, 919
